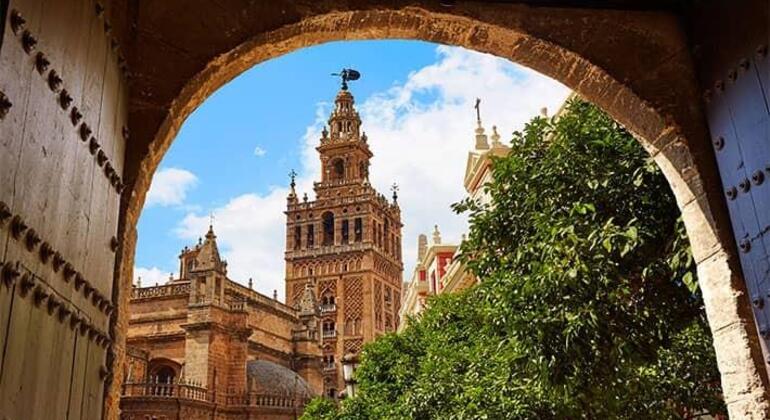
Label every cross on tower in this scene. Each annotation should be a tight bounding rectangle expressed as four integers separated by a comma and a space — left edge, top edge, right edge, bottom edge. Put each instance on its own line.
474, 98, 482, 126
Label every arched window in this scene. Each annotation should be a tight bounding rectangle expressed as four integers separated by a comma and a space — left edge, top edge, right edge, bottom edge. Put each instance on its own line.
341, 220, 349, 244
321, 294, 335, 306
323, 355, 335, 370
323, 321, 336, 338
322, 212, 335, 246
155, 366, 176, 384
148, 358, 181, 395
354, 218, 362, 242
331, 158, 345, 180
384, 220, 390, 253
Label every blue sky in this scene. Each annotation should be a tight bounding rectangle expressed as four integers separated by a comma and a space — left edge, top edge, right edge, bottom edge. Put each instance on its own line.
135, 40, 570, 298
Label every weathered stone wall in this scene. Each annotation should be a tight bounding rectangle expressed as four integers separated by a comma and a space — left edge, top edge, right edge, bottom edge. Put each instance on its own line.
124, 349, 148, 383
246, 305, 295, 355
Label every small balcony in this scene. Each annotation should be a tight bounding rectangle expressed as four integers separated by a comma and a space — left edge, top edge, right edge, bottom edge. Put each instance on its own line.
320, 304, 337, 313
323, 363, 336, 371
322, 330, 337, 339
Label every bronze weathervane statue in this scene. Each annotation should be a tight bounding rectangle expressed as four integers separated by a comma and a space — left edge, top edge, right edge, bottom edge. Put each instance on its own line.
331, 68, 361, 90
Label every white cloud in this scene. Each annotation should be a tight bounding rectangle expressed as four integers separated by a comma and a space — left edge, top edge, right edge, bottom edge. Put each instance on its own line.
174, 45, 570, 300
146, 168, 198, 207
254, 146, 267, 157
134, 266, 173, 287
360, 46, 570, 271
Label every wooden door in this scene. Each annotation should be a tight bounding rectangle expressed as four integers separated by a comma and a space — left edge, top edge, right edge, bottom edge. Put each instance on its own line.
0, 0, 125, 418
699, 0, 770, 355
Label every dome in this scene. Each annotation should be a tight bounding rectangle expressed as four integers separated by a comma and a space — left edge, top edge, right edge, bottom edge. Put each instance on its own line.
246, 360, 315, 398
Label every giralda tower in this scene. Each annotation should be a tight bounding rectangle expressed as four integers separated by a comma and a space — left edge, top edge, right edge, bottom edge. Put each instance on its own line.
284, 72, 403, 397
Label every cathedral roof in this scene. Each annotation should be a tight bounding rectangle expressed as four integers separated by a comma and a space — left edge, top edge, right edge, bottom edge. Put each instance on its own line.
246, 360, 315, 398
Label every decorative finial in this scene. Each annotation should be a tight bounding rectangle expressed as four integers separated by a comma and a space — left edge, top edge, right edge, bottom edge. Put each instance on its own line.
289, 169, 297, 189
391, 183, 399, 203
303, 192, 308, 203
273, 289, 278, 300
209, 213, 215, 231
361, 131, 368, 143
491, 125, 502, 146
248, 277, 253, 289
331, 68, 361, 91
432, 225, 442, 244
321, 126, 328, 140
137, 276, 142, 288
298, 282, 318, 314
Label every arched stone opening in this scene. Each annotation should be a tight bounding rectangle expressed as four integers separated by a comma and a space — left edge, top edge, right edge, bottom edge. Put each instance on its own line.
111, 5, 769, 419
330, 157, 346, 181
322, 211, 335, 246
147, 358, 181, 384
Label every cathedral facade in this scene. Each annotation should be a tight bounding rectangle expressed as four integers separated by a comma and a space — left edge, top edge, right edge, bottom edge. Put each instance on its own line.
284, 84, 404, 396
120, 226, 324, 420
119, 83, 403, 418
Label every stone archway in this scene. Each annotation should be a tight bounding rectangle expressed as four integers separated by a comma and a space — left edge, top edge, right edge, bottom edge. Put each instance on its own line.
110, 4, 768, 419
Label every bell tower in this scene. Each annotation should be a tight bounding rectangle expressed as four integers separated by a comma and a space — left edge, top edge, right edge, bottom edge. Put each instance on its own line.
319, 88, 372, 185
284, 72, 403, 397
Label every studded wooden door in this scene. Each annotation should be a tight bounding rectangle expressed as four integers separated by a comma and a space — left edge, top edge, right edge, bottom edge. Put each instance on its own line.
0, 0, 125, 418
702, 9, 770, 354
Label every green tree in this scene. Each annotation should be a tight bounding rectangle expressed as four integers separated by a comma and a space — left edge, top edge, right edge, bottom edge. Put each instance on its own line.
303, 99, 725, 419
300, 397, 340, 420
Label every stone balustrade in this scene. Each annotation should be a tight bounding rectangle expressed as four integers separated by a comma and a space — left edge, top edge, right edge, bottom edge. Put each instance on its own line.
121, 381, 208, 401
225, 282, 297, 318
131, 283, 190, 300
121, 381, 310, 409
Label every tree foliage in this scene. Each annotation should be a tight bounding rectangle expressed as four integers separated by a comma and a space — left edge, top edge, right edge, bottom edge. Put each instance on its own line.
301, 99, 725, 420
